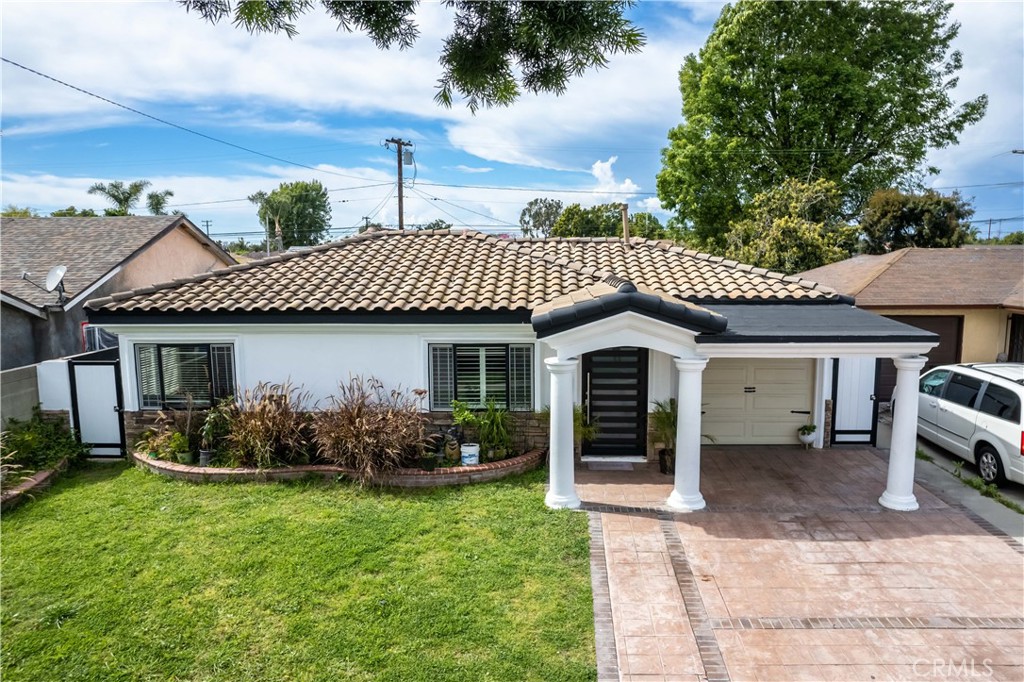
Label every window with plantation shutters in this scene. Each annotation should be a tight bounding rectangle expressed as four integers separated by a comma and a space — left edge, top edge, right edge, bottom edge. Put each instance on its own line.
509, 345, 533, 410
428, 343, 533, 411
135, 343, 235, 409
430, 345, 454, 410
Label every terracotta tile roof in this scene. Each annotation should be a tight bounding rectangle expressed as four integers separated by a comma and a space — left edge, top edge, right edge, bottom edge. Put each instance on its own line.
2, 216, 232, 308
800, 246, 1024, 308
527, 237, 837, 301
88, 230, 841, 315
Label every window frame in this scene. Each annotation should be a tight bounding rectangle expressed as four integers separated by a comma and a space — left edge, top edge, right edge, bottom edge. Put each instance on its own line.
940, 371, 984, 409
919, 369, 951, 397
976, 382, 1022, 424
428, 342, 534, 412
135, 342, 235, 410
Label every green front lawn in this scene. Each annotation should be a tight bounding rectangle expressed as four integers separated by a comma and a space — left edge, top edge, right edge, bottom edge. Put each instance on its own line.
1, 465, 594, 681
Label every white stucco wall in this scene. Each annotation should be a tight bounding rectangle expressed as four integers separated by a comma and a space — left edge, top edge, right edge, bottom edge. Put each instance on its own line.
108, 323, 540, 411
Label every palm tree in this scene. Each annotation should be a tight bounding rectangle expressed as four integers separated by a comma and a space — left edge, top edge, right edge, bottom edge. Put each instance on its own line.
146, 189, 174, 215
87, 180, 151, 215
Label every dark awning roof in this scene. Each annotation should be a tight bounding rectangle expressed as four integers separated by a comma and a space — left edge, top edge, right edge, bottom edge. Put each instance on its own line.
696, 304, 940, 344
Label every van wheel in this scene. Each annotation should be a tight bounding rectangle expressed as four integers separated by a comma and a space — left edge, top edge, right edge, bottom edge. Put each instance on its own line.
976, 446, 1004, 485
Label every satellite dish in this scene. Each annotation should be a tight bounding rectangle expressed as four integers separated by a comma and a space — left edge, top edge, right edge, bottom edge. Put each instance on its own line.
44, 265, 67, 292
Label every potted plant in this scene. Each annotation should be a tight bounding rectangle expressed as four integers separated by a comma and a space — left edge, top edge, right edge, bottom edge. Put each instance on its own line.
199, 399, 230, 467
798, 423, 817, 446
477, 399, 513, 461
538, 404, 598, 464
650, 398, 677, 474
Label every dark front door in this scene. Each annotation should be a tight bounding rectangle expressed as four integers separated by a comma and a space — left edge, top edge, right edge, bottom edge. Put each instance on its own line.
581, 347, 648, 458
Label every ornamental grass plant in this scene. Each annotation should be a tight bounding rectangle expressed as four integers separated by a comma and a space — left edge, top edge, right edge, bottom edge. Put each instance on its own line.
312, 376, 430, 483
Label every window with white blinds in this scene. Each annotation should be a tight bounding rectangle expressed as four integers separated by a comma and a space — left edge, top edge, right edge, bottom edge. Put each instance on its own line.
135, 343, 235, 409
428, 343, 533, 411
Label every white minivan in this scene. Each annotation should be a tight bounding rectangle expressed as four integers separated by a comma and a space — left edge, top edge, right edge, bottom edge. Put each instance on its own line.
917, 363, 1024, 486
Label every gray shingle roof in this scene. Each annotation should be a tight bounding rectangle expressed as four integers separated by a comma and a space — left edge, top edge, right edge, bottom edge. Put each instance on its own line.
2, 216, 227, 308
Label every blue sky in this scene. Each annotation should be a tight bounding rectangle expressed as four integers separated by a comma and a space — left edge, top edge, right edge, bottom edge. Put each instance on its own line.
2, 1, 1022, 244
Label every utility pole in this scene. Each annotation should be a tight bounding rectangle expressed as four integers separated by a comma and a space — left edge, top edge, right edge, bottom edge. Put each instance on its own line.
201, 219, 212, 234
385, 138, 412, 230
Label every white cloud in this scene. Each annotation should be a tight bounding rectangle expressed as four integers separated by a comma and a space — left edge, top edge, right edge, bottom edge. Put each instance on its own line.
450, 165, 494, 174
589, 156, 640, 201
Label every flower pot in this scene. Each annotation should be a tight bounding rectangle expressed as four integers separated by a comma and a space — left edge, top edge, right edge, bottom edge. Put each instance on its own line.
176, 450, 195, 465
419, 455, 438, 471
199, 449, 214, 467
460, 443, 480, 466
658, 448, 674, 475
797, 432, 815, 446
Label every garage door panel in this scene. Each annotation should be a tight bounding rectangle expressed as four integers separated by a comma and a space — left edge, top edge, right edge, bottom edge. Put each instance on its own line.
752, 367, 809, 384
702, 366, 747, 385
703, 393, 746, 411
702, 358, 814, 445
750, 393, 806, 412
702, 419, 746, 440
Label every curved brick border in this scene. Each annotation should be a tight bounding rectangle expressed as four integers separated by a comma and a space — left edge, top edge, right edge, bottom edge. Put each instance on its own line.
0, 457, 71, 512
132, 449, 544, 487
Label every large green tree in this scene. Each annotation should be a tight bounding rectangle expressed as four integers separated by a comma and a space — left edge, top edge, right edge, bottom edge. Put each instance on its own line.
519, 198, 564, 238
860, 188, 975, 253
86, 180, 179, 217
724, 179, 856, 274
656, 0, 987, 250
1, 205, 40, 217
250, 180, 332, 249
50, 206, 98, 217
549, 203, 669, 239
87, 180, 152, 215
179, 1, 644, 111
550, 203, 621, 238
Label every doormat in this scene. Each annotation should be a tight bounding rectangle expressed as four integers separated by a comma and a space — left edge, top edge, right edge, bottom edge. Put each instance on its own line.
587, 462, 634, 471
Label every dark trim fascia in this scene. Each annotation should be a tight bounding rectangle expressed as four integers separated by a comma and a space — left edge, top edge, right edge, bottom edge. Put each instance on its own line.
87, 309, 534, 326
695, 333, 938, 344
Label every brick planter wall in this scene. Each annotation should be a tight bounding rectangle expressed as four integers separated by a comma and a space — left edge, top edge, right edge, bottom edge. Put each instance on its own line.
132, 448, 545, 487
0, 456, 71, 512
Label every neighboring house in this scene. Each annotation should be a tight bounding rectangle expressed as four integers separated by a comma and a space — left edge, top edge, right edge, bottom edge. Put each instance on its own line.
1, 216, 235, 370
87, 229, 938, 513
801, 246, 1024, 401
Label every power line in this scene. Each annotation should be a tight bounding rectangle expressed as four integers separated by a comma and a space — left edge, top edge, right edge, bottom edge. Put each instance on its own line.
1, 57, 371, 182
168, 183, 393, 208
407, 185, 518, 227
414, 180, 657, 196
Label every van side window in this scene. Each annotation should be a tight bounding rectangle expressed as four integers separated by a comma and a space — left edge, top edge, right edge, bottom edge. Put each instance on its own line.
978, 384, 1022, 424
919, 369, 950, 396
943, 373, 983, 408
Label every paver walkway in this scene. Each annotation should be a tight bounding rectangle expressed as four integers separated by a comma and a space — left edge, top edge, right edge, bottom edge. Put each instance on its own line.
577, 447, 1024, 682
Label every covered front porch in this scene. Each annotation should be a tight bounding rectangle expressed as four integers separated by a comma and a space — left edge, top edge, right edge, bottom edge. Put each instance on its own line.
532, 280, 939, 513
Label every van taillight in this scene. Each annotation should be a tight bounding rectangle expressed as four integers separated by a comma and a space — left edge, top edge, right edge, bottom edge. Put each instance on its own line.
1020, 431, 1023, 456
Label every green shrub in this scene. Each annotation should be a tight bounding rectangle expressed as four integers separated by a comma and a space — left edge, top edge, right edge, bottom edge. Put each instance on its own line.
223, 381, 313, 468
313, 376, 429, 483
1, 407, 88, 484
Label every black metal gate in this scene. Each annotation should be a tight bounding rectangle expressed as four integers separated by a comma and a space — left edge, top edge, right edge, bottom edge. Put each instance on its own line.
581, 347, 648, 458
68, 355, 125, 458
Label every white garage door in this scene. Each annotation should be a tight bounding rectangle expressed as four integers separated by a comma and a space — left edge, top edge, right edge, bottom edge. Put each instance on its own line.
701, 359, 814, 445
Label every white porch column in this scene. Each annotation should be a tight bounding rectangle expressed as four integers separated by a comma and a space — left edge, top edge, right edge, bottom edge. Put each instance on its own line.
879, 355, 927, 511
667, 357, 708, 512
545, 357, 581, 509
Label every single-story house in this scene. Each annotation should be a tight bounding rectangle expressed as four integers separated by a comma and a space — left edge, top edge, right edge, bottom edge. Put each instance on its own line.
2, 216, 236, 370
802, 246, 1024, 401
87, 229, 938, 511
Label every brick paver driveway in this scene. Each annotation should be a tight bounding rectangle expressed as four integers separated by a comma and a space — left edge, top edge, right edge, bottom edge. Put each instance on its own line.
577, 447, 1024, 682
